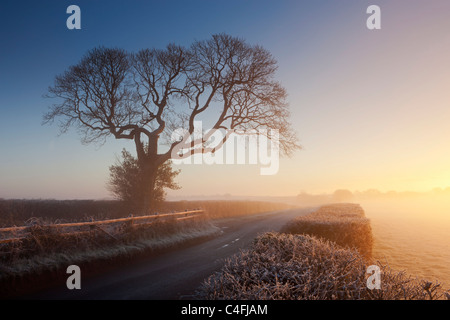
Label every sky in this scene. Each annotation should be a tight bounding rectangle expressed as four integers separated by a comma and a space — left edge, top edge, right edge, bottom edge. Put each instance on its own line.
1, 0, 450, 200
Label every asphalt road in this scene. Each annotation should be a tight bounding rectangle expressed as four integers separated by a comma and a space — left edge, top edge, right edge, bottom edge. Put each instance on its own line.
25, 207, 314, 300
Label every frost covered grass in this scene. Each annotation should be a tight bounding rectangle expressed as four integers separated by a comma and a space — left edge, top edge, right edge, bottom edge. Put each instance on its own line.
199, 232, 449, 300
281, 203, 373, 259
0, 216, 219, 285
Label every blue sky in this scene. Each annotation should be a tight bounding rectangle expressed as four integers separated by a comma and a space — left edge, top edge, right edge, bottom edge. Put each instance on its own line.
1, 1, 450, 199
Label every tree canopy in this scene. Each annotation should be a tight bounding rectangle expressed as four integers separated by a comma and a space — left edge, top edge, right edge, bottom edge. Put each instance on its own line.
44, 34, 300, 211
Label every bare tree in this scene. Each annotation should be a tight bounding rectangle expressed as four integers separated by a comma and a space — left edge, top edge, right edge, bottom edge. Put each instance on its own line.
44, 34, 300, 212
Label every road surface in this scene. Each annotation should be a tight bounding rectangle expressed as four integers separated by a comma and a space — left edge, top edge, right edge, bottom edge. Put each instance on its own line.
24, 208, 314, 300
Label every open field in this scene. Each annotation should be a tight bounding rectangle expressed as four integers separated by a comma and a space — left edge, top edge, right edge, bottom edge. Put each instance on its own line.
0, 199, 295, 227
360, 198, 450, 291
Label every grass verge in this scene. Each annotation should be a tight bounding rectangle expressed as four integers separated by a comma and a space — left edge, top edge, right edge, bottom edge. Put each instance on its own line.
0, 216, 220, 298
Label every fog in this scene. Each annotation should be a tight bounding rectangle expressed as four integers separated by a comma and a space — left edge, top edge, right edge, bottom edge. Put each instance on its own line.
294, 190, 450, 289
359, 196, 450, 289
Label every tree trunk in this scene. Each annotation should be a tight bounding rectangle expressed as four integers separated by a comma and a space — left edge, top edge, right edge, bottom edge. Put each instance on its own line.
135, 133, 161, 214
141, 162, 158, 214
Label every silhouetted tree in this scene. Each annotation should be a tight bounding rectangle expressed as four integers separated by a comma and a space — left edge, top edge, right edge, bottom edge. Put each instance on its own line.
108, 149, 180, 211
44, 34, 300, 212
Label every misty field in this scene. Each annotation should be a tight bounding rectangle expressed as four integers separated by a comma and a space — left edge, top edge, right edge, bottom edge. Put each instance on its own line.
0, 199, 294, 227
360, 198, 450, 291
